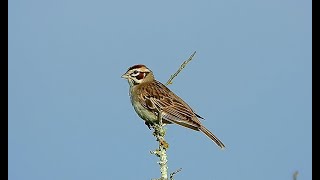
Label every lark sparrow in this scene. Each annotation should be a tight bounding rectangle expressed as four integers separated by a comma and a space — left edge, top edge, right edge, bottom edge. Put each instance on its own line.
121, 64, 225, 149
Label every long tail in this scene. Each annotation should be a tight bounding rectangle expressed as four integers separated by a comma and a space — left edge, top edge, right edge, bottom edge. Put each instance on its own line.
199, 126, 225, 149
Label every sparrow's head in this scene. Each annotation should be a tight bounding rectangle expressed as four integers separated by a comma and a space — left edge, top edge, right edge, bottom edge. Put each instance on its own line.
121, 64, 154, 86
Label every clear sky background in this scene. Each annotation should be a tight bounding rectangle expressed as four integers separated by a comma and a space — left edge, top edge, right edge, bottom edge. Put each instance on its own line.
8, 0, 312, 180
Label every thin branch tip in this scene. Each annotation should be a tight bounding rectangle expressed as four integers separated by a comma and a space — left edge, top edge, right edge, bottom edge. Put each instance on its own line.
165, 51, 197, 86
169, 168, 182, 180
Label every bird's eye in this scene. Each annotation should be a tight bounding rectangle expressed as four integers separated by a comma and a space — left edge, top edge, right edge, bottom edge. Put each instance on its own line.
133, 70, 139, 75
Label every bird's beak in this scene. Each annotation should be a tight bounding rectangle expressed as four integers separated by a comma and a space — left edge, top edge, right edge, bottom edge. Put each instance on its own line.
121, 73, 129, 79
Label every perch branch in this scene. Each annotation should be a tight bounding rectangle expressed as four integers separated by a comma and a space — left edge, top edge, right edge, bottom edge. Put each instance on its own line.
151, 51, 196, 180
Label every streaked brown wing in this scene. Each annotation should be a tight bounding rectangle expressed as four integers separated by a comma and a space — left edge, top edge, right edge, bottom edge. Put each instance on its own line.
139, 80, 202, 130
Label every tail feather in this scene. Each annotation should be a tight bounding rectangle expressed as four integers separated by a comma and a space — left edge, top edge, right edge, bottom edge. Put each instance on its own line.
199, 126, 225, 149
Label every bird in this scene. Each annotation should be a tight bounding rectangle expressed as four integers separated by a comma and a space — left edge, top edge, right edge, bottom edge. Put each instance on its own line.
121, 64, 225, 149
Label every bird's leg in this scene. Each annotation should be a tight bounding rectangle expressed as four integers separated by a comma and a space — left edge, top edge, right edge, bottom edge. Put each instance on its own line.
145, 121, 153, 130
158, 111, 163, 126
154, 110, 169, 149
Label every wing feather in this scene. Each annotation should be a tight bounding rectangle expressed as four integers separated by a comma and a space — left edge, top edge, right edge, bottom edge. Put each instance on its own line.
138, 80, 202, 130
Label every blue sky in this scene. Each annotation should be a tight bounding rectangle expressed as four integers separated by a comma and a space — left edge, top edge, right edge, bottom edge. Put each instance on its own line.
9, 0, 311, 180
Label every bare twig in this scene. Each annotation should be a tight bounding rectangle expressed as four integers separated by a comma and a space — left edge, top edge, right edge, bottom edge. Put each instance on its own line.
165, 51, 197, 85
169, 168, 182, 180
